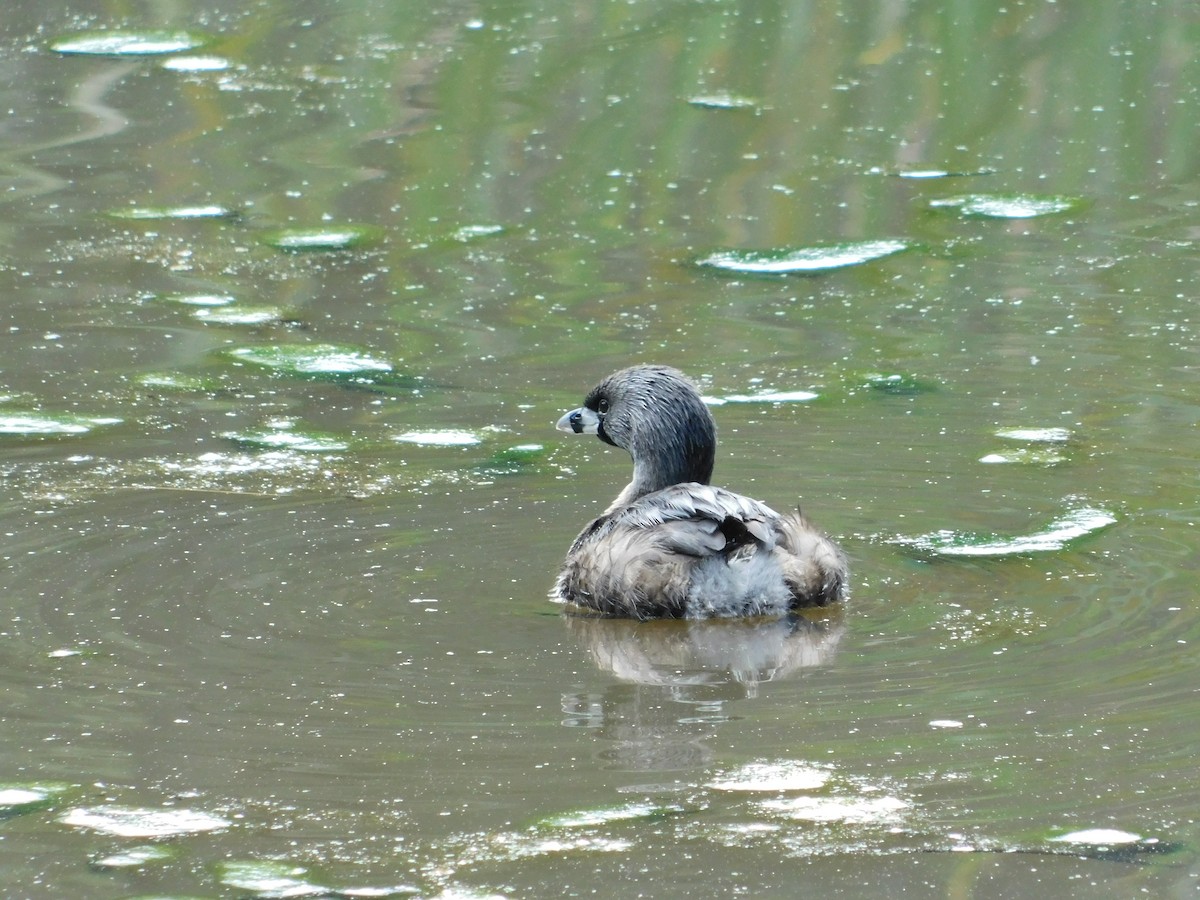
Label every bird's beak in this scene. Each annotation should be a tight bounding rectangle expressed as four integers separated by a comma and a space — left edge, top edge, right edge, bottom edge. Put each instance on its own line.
556, 406, 600, 435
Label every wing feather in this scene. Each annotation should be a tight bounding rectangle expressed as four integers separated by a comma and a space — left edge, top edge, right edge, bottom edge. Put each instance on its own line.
555, 483, 846, 618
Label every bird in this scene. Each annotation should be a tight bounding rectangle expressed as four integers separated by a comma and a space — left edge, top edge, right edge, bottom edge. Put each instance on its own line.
551, 364, 848, 619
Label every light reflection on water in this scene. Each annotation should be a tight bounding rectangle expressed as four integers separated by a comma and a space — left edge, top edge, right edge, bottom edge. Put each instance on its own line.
1, 0, 1198, 896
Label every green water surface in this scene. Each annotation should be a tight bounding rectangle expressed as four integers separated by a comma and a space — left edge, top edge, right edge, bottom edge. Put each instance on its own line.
1, 1, 1198, 897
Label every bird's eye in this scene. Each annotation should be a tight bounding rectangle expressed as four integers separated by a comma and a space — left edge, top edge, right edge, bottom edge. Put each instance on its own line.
597, 398, 609, 414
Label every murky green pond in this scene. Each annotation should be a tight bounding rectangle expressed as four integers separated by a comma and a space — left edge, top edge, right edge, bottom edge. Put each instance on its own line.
2, 1, 1198, 897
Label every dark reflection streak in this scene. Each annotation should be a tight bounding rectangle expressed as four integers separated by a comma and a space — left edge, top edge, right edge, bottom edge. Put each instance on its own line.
925, 840, 1184, 865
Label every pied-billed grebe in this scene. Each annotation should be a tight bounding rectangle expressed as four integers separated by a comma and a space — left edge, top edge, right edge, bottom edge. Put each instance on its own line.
552, 365, 848, 619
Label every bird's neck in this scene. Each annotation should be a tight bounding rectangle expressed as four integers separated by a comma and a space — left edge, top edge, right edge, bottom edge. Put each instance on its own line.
605, 445, 713, 513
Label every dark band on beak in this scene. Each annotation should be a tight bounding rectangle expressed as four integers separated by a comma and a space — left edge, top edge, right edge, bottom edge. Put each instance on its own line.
556, 406, 601, 435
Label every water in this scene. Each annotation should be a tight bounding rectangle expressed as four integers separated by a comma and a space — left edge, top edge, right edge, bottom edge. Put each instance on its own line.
2, 1, 1199, 897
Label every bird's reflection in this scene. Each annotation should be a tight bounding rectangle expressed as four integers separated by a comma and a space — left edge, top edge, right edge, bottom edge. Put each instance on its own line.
560, 611, 844, 771
566, 611, 844, 690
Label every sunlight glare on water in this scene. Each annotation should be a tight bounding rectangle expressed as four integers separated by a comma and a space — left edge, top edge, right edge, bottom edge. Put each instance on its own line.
694, 240, 911, 275
50, 29, 211, 56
